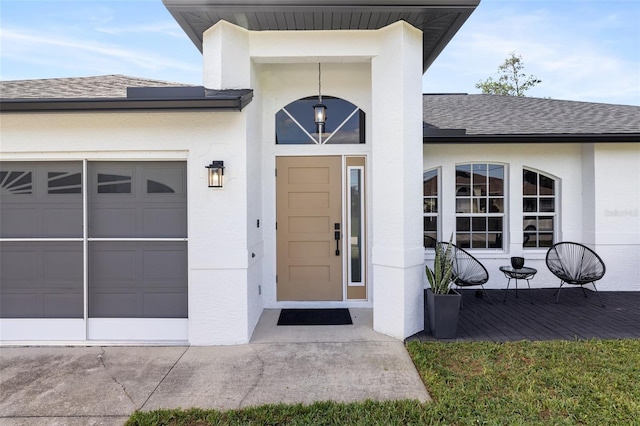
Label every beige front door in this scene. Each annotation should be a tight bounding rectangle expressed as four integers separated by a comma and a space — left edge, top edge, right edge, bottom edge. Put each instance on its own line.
276, 156, 343, 301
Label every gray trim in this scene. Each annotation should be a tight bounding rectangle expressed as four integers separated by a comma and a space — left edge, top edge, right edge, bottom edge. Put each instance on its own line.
127, 86, 209, 98
162, 0, 479, 72
423, 128, 466, 136
0, 90, 253, 112
424, 133, 640, 144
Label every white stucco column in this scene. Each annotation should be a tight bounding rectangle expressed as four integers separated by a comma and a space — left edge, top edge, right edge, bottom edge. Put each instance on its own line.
189, 21, 254, 345
371, 22, 425, 339
203, 21, 251, 90
585, 143, 640, 291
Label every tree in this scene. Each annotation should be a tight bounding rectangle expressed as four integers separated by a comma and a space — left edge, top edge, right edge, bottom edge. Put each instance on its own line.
475, 52, 541, 96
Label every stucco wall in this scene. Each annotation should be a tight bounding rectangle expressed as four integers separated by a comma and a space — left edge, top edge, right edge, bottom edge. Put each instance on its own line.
0, 110, 255, 344
204, 20, 426, 340
423, 141, 640, 292
591, 143, 640, 291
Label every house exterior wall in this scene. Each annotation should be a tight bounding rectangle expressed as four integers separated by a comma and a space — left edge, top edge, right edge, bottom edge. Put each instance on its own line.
1, 20, 426, 344
203, 20, 425, 340
589, 142, 640, 291
423, 141, 640, 292
0, 110, 254, 343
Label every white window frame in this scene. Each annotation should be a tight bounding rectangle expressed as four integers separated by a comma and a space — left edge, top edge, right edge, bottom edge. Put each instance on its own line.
455, 162, 506, 250
423, 168, 440, 249
523, 167, 558, 249
347, 165, 365, 287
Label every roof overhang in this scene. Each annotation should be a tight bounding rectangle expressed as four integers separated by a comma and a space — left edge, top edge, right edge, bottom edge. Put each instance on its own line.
162, 0, 480, 72
423, 133, 640, 144
0, 89, 253, 113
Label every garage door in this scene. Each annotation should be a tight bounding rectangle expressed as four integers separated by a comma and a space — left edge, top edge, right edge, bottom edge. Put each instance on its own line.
0, 161, 187, 341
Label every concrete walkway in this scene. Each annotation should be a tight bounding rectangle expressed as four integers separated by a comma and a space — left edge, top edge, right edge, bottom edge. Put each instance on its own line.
0, 309, 429, 426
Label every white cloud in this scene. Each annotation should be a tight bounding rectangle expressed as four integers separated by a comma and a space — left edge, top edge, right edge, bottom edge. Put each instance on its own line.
96, 22, 186, 38
0, 27, 200, 79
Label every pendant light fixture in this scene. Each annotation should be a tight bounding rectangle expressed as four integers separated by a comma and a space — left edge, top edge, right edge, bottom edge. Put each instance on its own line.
313, 63, 327, 140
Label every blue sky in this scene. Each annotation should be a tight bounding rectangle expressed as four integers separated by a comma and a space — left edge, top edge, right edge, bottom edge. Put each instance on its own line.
1, 0, 639, 106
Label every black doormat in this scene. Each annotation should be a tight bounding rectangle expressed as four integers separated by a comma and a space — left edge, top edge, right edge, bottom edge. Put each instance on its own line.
277, 308, 353, 326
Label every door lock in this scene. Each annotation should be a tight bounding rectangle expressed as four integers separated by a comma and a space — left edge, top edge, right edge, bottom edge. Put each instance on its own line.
334, 223, 341, 256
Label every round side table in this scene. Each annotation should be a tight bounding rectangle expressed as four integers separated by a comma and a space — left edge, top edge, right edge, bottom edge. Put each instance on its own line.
499, 266, 537, 303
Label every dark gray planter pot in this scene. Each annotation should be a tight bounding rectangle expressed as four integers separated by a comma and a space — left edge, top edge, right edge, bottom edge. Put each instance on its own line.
426, 288, 461, 339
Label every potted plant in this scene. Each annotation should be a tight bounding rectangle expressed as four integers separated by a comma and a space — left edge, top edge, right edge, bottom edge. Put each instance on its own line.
425, 237, 461, 339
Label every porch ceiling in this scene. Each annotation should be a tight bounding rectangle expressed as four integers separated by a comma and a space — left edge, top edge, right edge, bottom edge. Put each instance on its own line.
162, 0, 480, 72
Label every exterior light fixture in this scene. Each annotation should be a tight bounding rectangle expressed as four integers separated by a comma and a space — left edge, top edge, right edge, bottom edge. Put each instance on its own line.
205, 161, 224, 188
314, 63, 327, 138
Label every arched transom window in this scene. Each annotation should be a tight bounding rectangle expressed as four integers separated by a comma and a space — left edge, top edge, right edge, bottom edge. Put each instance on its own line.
276, 96, 365, 145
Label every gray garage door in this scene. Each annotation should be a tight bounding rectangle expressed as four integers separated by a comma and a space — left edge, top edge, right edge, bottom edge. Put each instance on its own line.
0, 161, 187, 321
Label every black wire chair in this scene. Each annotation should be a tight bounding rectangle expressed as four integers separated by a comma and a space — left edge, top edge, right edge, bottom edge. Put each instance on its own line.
545, 242, 606, 307
442, 243, 492, 304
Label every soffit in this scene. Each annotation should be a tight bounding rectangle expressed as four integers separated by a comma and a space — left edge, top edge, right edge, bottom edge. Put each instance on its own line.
162, 0, 479, 72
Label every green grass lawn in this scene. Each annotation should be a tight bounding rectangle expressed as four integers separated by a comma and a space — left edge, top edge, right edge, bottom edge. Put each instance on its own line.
126, 339, 640, 425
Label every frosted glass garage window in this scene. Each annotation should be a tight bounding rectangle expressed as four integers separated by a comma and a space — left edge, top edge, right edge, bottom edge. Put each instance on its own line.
1, 171, 32, 194
48, 171, 82, 194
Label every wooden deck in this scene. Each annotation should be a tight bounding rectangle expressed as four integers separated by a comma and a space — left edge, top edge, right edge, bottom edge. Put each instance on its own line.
409, 288, 640, 342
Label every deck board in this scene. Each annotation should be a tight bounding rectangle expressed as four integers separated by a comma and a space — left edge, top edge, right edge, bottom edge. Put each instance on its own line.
409, 289, 640, 342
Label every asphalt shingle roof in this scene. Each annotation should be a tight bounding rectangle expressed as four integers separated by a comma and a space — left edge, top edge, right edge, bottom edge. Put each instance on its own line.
0, 75, 193, 99
423, 94, 640, 135
1, 76, 638, 136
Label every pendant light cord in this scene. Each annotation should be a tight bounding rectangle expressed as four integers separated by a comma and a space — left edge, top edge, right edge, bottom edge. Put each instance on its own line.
318, 63, 322, 104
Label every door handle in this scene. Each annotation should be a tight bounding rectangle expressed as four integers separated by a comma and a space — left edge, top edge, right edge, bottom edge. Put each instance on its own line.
334, 223, 341, 256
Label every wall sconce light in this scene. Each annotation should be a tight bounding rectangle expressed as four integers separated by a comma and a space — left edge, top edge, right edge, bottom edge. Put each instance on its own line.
205, 161, 224, 188
314, 63, 327, 138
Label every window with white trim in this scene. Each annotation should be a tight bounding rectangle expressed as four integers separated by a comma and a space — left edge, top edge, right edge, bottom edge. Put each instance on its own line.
455, 163, 505, 249
423, 169, 438, 248
523, 168, 556, 248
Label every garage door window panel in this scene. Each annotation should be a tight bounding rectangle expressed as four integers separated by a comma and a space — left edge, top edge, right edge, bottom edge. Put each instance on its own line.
1, 163, 83, 238
89, 162, 187, 238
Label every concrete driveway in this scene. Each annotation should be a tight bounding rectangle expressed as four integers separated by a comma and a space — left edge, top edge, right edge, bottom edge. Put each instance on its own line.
0, 309, 429, 425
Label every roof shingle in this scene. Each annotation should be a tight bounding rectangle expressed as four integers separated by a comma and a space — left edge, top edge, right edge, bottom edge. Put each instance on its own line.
0, 75, 193, 99
423, 94, 640, 135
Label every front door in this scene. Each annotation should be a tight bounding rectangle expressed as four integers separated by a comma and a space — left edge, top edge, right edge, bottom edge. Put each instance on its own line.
276, 156, 343, 301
